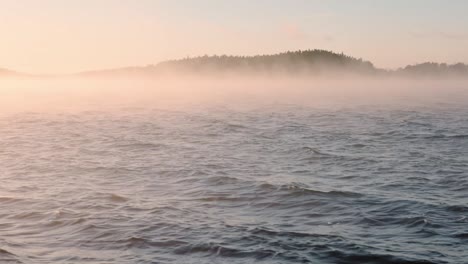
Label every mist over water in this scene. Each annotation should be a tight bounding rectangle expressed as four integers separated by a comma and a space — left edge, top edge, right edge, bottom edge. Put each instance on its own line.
1, 77, 468, 113
1, 77, 467, 263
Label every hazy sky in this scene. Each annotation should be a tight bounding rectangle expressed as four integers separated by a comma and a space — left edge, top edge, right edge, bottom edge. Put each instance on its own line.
1, 0, 467, 74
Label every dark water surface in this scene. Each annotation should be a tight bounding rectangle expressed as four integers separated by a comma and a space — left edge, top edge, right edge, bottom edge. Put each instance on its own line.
0, 101, 467, 263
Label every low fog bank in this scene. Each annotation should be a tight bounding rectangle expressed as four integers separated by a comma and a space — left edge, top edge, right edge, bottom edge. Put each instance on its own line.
76, 50, 468, 80
3, 50, 468, 81
1, 76, 468, 115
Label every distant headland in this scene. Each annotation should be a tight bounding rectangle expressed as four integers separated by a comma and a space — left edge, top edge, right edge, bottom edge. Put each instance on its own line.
0, 68, 24, 78
2, 50, 468, 79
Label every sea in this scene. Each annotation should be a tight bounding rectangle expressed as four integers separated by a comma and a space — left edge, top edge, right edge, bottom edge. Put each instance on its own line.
0, 80, 467, 263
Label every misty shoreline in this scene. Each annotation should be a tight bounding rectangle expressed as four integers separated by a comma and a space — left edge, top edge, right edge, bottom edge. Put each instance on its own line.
2, 50, 468, 80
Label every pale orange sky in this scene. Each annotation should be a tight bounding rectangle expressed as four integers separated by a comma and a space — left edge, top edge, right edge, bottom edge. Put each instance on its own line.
1, 0, 467, 74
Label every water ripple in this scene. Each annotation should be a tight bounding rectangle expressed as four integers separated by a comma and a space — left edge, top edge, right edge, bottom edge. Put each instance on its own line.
0, 104, 467, 263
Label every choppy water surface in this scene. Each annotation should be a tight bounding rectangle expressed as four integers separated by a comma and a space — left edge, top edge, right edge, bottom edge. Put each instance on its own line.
0, 100, 467, 263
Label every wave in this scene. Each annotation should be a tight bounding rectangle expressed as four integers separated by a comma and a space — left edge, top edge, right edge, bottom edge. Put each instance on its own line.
0, 197, 24, 204
326, 251, 438, 264
173, 243, 275, 259
423, 134, 468, 140
0, 248, 21, 263
256, 182, 363, 199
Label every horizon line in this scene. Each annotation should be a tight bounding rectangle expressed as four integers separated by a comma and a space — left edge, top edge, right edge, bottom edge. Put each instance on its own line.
2, 49, 468, 76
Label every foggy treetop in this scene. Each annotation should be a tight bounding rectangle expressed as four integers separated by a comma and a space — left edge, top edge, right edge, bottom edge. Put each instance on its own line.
78, 50, 468, 78
157, 49, 376, 74
2, 49, 468, 78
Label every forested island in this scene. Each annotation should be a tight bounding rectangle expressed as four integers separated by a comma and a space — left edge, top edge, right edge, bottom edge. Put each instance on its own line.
0, 68, 21, 77
2, 50, 468, 78
76, 50, 468, 78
